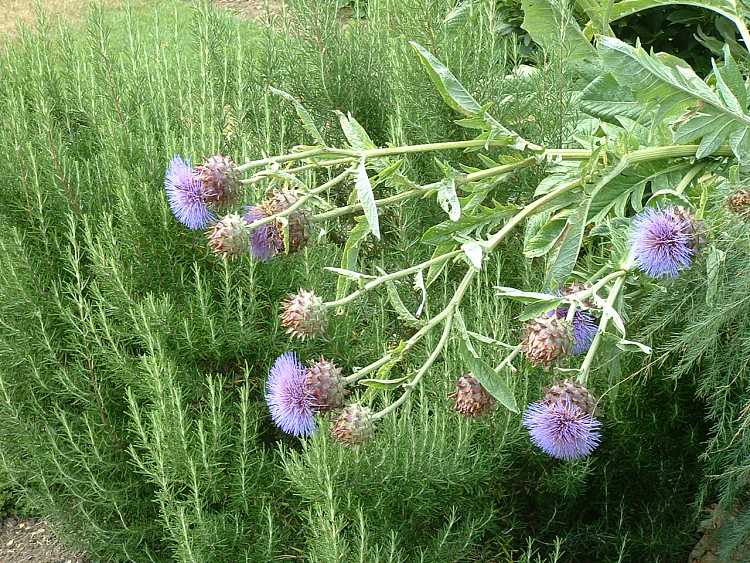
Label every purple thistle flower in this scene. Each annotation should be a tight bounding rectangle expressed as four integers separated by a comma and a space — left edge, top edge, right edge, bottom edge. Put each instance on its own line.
165, 155, 215, 230
244, 206, 283, 261
631, 207, 694, 279
523, 399, 602, 460
266, 352, 316, 437
550, 308, 598, 355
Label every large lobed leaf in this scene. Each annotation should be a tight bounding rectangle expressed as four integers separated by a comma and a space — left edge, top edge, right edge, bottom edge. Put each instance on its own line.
598, 37, 750, 163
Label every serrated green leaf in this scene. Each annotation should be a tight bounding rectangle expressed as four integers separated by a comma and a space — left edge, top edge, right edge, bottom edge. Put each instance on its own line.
335, 217, 370, 305
580, 73, 644, 120
444, 0, 479, 29
269, 86, 325, 145
544, 204, 587, 288
601, 0, 750, 53
521, 0, 595, 61
523, 217, 567, 258
358, 375, 410, 389
459, 342, 518, 413
356, 158, 380, 240
336, 111, 376, 151
410, 41, 482, 117
426, 243, 457, 287
599, 36, 750, 161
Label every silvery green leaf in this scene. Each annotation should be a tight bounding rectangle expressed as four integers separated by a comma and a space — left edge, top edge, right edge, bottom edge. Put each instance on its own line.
413, 271, 427, 318
324, 267, 377, 280
616, 339, 652, 354
594, 295, 626, 336
358, 375, 410, 389
385, 280, 422, 325
356, 158, 380, 240
454, 310, 478, 358
461, 241, 483, 270
269, 86, 325, 145
437, 177, 461, 221
521, 0, 595, 61
459, 342, 518, 413
410, 41, 482, 116
335, 217, 370, 308
336, 110, 376, 151
495, 287, 559, 302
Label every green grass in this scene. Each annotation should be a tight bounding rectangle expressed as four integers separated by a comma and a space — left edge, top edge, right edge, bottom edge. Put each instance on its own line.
0, 0, 728, 561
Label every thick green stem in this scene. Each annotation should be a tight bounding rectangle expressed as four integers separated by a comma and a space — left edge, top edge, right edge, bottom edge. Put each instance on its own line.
494, 345, 521, 373
244, 169, 352, 234
577, 255, 636, 384
326, 250, 462, 311
372, 314, 454, 420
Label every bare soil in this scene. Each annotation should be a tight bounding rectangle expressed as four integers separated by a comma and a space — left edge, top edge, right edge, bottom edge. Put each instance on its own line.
0, 517, 86, 563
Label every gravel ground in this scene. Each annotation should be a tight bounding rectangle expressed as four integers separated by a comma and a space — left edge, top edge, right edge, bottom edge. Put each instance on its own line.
0, 517, 86, 563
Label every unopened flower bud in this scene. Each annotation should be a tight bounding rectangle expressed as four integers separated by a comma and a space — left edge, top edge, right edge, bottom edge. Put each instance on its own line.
331, 403, 374, 445
280, 289, 326, 339
207, 213, 250, 258
450, 373, 495, 418
305, 357, 346, 412
522, 316, 573, 368
196, 155, 240, 206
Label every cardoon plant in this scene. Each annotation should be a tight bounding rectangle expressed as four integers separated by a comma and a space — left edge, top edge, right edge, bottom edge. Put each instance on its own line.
163, 21, 749, 465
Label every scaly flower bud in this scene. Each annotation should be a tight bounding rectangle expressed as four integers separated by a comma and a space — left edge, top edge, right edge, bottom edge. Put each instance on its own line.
331, 403, 374, 446
196, 155, 240, 206
206, 213, 250, 258
450, 373, 495, 418
305, 357, 346, 412
280, 289, 326, 339
728, 189, 750, 217
522, 316, 574, 368
260, 188, 310, 254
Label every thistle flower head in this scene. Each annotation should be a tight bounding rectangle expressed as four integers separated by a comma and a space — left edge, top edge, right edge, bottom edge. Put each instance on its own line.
451, 373, 496, 418
266, 352, 316, 437
260, 188, 310, 254
207, 213, 250, 258
522, 315, 574, 368
165, 155, 215, 229
728, 189, 750, 217
305, 357, 346, 412
331, 403, 374, 446
195, 155, 241, 206
280, 289, 326, 339
631, 206, 697, 279
244, 205, 283, 261
548, 308, 597, 355
522, 399, 601, 460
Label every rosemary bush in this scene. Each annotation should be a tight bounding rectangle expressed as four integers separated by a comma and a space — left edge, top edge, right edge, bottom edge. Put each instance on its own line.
0, 0, 749, 561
